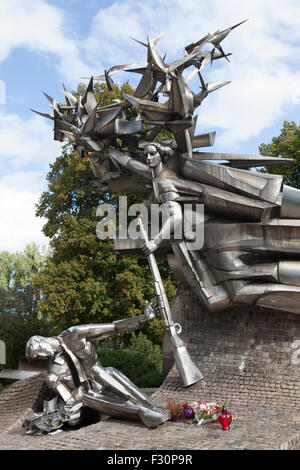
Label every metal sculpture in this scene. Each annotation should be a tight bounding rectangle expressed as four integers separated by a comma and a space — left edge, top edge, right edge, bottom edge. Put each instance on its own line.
24, 300, 171, 434
138, 216, 203, 387
32, 21, 300, 390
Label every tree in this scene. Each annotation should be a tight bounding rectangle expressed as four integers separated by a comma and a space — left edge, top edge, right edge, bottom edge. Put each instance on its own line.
0, 244, 53, 367
0, 243, 46, 318
34, 82, 178, 346
259, 121, 300, 188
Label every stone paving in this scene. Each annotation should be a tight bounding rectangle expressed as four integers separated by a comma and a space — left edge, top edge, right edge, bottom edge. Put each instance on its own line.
0, 412, 298, 451
0, 374, 299, 450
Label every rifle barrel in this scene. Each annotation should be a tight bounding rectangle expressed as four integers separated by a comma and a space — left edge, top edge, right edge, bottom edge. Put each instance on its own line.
137, 217, 203, 387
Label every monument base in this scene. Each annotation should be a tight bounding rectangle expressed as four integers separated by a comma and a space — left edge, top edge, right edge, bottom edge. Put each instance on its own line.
158, 284, 300, 409
0, 291, 300, 449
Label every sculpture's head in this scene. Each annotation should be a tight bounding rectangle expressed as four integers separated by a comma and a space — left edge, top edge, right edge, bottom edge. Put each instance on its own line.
26, 335, 57, 360
145, 144, 162, 168
144, 143, 174, 168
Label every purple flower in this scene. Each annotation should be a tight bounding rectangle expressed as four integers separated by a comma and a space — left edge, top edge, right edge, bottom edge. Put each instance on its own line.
183, 406, 195, 420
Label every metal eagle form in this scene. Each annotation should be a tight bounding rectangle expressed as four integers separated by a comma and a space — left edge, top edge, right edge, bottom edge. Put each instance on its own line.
29, 20, 300, 430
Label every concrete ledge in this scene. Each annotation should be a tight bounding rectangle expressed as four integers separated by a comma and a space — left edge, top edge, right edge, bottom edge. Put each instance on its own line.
0, 370, 41, 384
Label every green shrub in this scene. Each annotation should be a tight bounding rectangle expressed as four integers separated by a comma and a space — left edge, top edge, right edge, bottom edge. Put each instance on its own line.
0, 314, 57, 369
97, 332, 163, 388
128, 332, 162, 370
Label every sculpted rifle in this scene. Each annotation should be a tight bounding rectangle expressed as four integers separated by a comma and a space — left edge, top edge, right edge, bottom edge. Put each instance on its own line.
138, 217, 203, 387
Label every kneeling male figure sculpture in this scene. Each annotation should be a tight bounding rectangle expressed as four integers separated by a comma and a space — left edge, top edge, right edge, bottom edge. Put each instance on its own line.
25, 300, 171, 433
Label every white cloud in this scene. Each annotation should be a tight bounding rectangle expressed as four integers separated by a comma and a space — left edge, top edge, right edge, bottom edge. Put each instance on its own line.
0, 170, 46, 194
0, 182, 48, 252
0, 111, 61, 172
0, 0, 94, 82
0, 110, 62, 252
83, 0, 300, 148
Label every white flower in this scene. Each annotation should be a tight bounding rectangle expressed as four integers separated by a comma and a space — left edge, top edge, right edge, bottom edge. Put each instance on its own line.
196, 419, 205, 426
207, 402, 216, 408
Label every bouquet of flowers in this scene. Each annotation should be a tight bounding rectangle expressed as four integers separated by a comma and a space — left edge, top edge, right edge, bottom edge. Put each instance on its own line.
166, 401, 184, 421
166, 400, 227, 425
194, 401, 224, 426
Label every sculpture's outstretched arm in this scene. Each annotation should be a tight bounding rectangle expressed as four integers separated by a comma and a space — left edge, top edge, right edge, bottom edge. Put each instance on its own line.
61, 300, 159, 342
107, 148, 151, 180
114, 298, 159, 333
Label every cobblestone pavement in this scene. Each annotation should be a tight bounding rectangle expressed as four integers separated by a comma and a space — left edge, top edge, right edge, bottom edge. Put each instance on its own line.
0, 375, 299, 450
0, 408, 299, 451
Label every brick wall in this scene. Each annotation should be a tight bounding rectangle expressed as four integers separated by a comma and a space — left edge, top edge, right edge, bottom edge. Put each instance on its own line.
156, 284, 300, 409
0, 374, 45, 433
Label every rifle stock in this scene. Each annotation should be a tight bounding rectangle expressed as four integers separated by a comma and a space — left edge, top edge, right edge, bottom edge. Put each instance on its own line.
138, 217, 203, 387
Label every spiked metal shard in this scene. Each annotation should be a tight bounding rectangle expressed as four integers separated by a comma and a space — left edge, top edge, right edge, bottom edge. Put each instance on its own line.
210, 19, 249, 47
153, 31, 165, 45
32, 21, 300, 391
148, 35, 168, 74
207, 80, 231, 93
83, 63, 138, 81
209, 19, 248, 60
185, 33, 211, 54
59, 89, 78, 107
30, 109, 53, 120
42, 91, 54, 104
134, 63, 154, 98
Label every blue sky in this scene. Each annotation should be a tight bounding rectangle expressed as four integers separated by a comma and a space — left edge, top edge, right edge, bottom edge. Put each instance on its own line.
1, 0, 300, 251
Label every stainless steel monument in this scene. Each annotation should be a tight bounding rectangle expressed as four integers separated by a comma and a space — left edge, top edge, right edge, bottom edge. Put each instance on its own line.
33, 21, 300, 315
29, 21, 300, 427
25, 300, 171, 433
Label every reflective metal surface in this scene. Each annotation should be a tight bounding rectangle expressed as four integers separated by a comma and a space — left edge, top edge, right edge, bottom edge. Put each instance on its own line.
33, 23, 300, 394
24, 304, 171, 433
281, 185, 300, 218
138, 216, 203, 387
